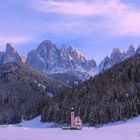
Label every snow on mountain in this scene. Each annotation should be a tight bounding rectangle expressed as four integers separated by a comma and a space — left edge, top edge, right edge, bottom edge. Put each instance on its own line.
1, 41, 140, 82
26, 40, 97, 80
98, 45, 140, 72
1, 115, 140, 140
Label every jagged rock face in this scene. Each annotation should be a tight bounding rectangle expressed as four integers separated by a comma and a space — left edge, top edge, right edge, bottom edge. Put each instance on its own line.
81, 59, 97, 70
0, 52, 4, 65
99, 48, 125, 72
26, 40, 97, 80
136, 45, 140, 54
2, 41, 140, 82
26, 40, 59, 72
37, 40, 58, 69
125, 45, 135, 58
2, 43, 21, 64
26, 50, 47, 71
98, 56, 111, 71
98, 46, 139, 72
59, 45, 86, 66
110, 48, 125, 65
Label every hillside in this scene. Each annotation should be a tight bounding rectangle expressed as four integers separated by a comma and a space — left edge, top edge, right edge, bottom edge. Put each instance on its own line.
50, 72, 82, 86
41, 54, 140, 125
0, 62, 68, 124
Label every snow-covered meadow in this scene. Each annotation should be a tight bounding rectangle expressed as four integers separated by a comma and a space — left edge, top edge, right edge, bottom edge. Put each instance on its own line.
0, 116, 140, 140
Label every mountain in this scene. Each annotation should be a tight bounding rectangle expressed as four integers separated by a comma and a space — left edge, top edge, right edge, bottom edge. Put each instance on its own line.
26, 40, 139, 79
0, 42, 97, 85
125, 45, 135, 58
1, 41, 140, 125
1, 41, 140, 85
26, 40, 97, 81
98, 45, 138, 72
0, 62, 68, 124
41, 54, 140, 125
98, 48, 125, 71
3, 43, 22, 64
0, 43, 22, 66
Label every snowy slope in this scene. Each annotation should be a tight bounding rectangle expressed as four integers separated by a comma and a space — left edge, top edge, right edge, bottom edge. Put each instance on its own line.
19, 116, 56, 128
0, 116, 140, 140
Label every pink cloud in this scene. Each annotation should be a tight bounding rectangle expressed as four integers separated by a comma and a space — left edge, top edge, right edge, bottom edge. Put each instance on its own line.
31, 0, 96, 16
29, 0, 140, 36
0, 36, 31, 50
30, 0, 127, 16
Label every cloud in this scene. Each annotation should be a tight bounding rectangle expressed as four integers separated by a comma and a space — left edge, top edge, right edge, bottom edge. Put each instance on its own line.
30, 0, 94, 16
30, 0, 127, 16
30, 0, 140, 36
0, 36, 31, 50
30, 0, 109, 16
112, 8, 140, 36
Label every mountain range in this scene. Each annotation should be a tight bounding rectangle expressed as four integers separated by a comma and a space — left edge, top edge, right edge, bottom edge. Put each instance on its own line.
0, 40, 140, 125
0, 41, 140, 85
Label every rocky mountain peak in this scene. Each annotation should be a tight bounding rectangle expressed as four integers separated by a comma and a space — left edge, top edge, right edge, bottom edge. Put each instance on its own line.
110, 48, 124, 65
125, 45, 135, 58
1, 40, 140, 84
87, 59, 97, 67
37, 40, 56, 51
3, 43, 21, 64
98, 56, 110, 71
6, 43, 17, 53
128, 45, 135, 51
61, 44, 86, 63
61, 44, 72, 49
111, 48, 121, 57
26, 40, 97, 80
99, 48, 125, 72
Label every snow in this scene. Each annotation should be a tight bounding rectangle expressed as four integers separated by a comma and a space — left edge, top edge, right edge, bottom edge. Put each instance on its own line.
37, 53, 46, 65
0, 116, 140, 140
47, 92, 54, 98
34, 80, 46, 90
88, 67, 99, 77
19, 116, 56, 128
38, 83, 46, 90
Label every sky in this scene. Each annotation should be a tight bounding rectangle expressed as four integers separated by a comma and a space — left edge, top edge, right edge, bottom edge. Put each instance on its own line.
0, 0, 140, 63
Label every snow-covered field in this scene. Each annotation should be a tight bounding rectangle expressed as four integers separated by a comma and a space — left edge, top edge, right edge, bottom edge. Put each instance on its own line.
0, 116, 140, 140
